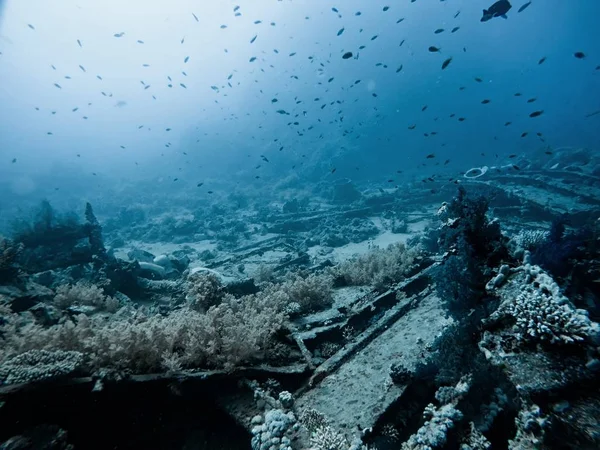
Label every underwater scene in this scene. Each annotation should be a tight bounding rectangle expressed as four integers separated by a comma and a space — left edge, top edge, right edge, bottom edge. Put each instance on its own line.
0, 0, 599, 448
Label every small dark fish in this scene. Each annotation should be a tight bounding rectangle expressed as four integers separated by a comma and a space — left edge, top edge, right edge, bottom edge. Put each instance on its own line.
51, 65, 57, 70
233, 5, 240, 11
399, 39, 405, 46
249, 56, 257, 62
207, 191, 214, 194
180, 83, 187, 89
254, 20, 262, 24
529, 110, 543, 117
512, 165, 520, 170
192, 13, 199, 22
538, 56, 546, 64
114, 32, 125, 38
276, 109, 289, 115
332, 7, 339, 13
517, 2, 531, 13
441, 57, 452, 69
481, 99, 491, 104
444, 159, 450, 165
197, 182, 204, 187
454, 11, 461, 18
426, 153, 435, 159
505, 121, 512, 126
521, 132, 528, 137
342, 51, 353, 59
527, 97, 536, 103
585, 110, 600, 118
458, 117, 466, 122
77, 39, 82, 47
79, 65, 86, 72
434, 28, 444, 34
28, 24, 35, 30
429, 46, 441, 52
545, 151, 553, 155
514, 92, 522, 96
481, 0, 512, 22
383, 6, 390, 11
54, 83, 62, 89
474, 77, 483, 82
451, 27, 460, 33
422, 105, 428, 111
574, 52, 585, 59
289, 52, 296, 56
396, 65, 403, 72
508, 154, 517, 158
371, 35, 378, 40
11, 158, 16, 163
331, 168, 337, 173
337, 28, 345, 36
408, 124, 416, 129
184, 56, 190, 63
250, 35, 257, 43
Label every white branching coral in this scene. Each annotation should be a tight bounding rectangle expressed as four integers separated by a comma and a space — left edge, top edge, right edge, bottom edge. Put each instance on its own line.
492, 264, 600, 346
0, 349, 83, 385
401, 376, 471, 450
510, 230, 549, 252
310, 425, 349, 450
300, 408, 329, 433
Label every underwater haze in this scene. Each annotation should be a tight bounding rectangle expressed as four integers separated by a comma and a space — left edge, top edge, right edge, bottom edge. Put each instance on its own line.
0, 0, 599, 220
2, 2, 600, 449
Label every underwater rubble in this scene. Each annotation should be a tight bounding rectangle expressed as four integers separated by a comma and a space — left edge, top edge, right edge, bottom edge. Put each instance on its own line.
0, 161, 599, 449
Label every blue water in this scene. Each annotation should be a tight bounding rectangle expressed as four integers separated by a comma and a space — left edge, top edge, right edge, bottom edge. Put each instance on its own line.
0, 0, 598, 220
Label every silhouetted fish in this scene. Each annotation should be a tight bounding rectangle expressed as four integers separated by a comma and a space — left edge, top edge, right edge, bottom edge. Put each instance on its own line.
481, 0, 512, 22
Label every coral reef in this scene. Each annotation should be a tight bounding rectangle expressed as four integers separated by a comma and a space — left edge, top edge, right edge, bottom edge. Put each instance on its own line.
436, 186, 508, 317
334, 242, 417, 289
251, 409, 296, 450
0, 236, 23, 282
401, 376, 471, 450
0, 286, 290, 374
0, 349, 83, 385
53, 281, 120, 313
185, 270, 225, 311
487, 262, 600, 346
508, 404, 549, 450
